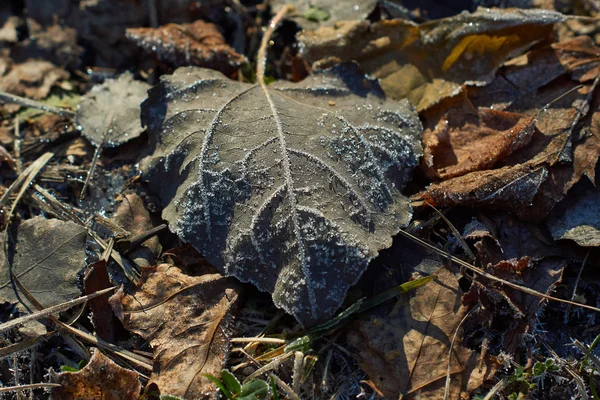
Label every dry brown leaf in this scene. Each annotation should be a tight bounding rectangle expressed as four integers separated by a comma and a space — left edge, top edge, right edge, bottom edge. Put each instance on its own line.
0, 60, 68, 100
412, 163, 548, 211
347, 267, 496, 399
298, 8, 565, 111
50, 348, 141, 400
422, 105, 535, 180
109, 264, 242, 399
126, 20, 247, 75
413, 33, 600, 219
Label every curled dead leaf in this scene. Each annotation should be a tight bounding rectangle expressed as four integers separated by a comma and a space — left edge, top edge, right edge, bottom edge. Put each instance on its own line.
422, 106, 535, 180
126, 20, 247, 75
50, 348, 141, 400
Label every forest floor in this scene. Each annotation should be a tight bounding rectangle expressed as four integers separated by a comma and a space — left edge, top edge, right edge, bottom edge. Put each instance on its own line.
1, 1, 600, 399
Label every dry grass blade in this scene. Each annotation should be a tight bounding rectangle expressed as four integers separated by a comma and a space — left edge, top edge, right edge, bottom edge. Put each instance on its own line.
574, 340, 600, 371
0, 152, 54, 212
270, 373, 301, 400
31, 184, 85, 225
396, 229, 600, 313
0, 286, 114, 333
87, 229, 141, 283
230, 337, 286, 344
426, 203, 475, 260
0, 91, 75, 118
0, 383, 62, 393
10, 271, 152, 371
444, 304, 481, 400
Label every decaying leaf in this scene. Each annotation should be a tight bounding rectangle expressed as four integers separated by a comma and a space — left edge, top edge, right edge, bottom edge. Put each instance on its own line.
109, 264, 242, 399
0, 217, 87, 310
0, 60, 68, 100
347, 267, 495, 399
50, 348, 141, 400
76, 72, 150, 147
126, 20, 247, 75
422, 105, 535, 179
464, 258, 564, 353
298, 7, 566, 111
413, 31, 600, 220
547, 185, 600, 247
140, 63, 422, 325
412, 163, 548, 211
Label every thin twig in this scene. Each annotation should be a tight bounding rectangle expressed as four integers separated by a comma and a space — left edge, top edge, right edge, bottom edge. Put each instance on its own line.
0, 383, 61, 393
10, 274, 152, 371
0, 91, 75, 118
395, 229, 600, 313
230, 337, 286, 344
0, 287, 115, 333
0, 152, 53, 211
14, 116, 22, 174
443, 303, 480, 400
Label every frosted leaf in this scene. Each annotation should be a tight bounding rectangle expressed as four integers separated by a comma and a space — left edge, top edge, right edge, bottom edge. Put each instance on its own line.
140, 63, 422, 325
76, 72, 150, 147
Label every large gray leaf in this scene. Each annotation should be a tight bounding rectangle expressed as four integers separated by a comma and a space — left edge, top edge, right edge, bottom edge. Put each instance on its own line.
140, 64, 422, 325
0, 217, 87, 310
76, 72, 150, 147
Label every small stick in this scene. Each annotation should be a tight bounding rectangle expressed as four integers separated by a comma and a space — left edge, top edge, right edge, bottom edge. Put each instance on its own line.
230, 337, 286, 344
0, 287, 115, 333
0, 91, 75, 118
0, 383, 61, 393
14, 116, 22, 174
80, 112, 114, 200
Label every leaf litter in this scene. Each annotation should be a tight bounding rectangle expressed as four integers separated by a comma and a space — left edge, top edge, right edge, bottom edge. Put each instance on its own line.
0, 2, 598, 400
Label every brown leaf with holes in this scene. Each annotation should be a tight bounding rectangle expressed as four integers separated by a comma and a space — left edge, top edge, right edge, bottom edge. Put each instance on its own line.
347, 267, 496, 399
126, 20, 247, 75
464, 258, 564, 353
299, 8, 566, 111
422, 105, 535, 180
50, 348, 141, 400
109, 264, 242, 399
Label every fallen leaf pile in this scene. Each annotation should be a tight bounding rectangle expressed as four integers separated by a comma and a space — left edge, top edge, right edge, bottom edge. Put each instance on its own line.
0, 1, 598, 400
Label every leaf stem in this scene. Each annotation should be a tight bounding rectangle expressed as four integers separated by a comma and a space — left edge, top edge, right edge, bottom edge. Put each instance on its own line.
256, 5, 291, 84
